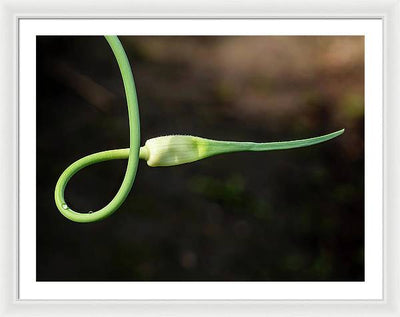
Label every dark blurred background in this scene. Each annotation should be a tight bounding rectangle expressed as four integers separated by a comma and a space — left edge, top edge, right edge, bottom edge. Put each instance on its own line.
36, 36, 364, 281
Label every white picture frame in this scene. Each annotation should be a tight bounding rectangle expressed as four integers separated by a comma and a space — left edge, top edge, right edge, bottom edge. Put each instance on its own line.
1, 0, 399, 316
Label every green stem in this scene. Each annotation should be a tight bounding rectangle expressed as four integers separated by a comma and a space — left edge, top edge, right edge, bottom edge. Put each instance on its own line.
54, 36, 140, 223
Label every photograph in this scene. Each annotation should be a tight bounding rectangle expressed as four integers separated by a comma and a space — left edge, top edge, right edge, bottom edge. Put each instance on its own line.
36, 35, 364, 282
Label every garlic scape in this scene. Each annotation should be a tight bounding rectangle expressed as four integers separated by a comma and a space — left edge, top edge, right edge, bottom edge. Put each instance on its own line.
54, 35, 345, 223
140, 129, 344, 167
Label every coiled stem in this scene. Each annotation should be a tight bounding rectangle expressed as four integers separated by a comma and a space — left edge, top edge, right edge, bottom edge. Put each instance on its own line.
54, 36, 140, 223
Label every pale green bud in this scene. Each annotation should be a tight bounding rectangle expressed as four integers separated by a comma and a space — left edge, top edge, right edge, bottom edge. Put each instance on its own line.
139, 135, 212, 167
139, 129, 344, 168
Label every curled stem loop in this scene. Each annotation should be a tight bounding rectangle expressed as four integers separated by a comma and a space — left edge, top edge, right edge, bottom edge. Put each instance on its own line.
54, 35, 140, 223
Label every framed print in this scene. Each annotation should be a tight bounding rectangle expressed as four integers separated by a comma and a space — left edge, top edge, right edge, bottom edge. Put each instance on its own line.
1, 0, 399, 316
22, 19, 380, 300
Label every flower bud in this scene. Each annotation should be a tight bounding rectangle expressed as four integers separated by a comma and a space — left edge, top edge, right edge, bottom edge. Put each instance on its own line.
139, 129, 345, 167
140, 135, 211, 167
